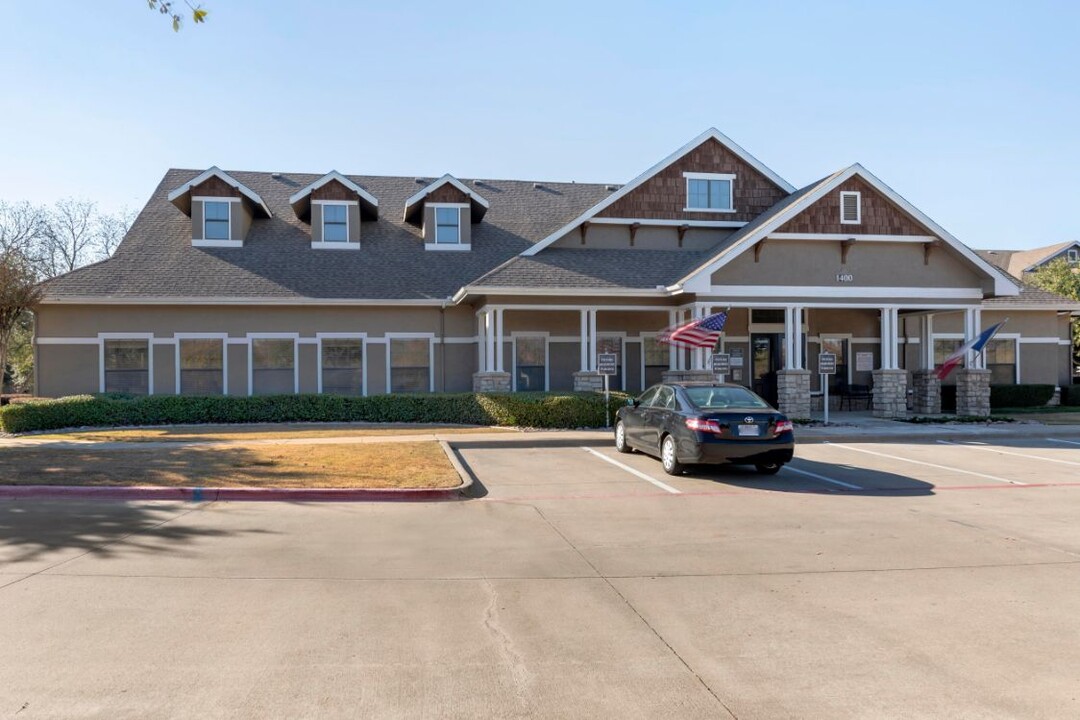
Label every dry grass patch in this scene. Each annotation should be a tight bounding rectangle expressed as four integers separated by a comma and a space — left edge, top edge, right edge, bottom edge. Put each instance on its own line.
0, 441, 460, 489
28, 423, 510, 443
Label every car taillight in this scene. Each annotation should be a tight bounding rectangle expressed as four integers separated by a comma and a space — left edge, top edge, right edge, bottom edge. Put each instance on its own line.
685, 417, 722, 434
774, 420, 794, 433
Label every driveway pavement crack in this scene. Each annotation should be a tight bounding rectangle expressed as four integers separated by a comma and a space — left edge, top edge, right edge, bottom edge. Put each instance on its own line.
481, 577, 534, 706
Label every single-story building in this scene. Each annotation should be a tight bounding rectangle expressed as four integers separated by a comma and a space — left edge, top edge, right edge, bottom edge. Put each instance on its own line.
37, 128, 1080, 416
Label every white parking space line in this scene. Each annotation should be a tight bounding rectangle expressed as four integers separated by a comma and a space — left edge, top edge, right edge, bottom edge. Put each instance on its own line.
784, 465, 863, 491
580, 447, 682, 495
826, 443, 1026, 485
1048, 438, 1080, 447
938, 440, 1080, 468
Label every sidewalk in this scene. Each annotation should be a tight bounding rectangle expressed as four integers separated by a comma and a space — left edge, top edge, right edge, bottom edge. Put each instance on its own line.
0, 420, 1075, 451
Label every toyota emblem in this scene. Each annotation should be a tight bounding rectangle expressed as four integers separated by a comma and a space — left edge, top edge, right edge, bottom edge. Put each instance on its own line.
744, 416, 754, 423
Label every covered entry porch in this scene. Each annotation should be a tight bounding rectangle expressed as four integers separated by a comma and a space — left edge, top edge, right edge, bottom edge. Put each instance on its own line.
470, 299, 994, 419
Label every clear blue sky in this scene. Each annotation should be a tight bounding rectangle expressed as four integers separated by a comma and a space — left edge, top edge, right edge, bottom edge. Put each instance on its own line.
2, 1, 1077, 249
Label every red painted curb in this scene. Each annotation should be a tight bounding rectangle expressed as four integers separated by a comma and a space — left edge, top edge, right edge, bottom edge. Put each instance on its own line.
0, 485, 465, 502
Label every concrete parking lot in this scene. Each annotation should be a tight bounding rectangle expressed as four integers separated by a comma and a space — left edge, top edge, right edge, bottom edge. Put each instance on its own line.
3, 435, 1080, 718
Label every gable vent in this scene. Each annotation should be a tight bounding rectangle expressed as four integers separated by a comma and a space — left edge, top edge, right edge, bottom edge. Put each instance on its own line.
840, 191, 861, 224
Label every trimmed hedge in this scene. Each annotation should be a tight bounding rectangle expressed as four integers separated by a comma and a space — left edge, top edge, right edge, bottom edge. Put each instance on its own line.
0, 392, 630, 434
1060, 386, 1080, 406
942, 384, 1056, 411
990, 384, 1055, 409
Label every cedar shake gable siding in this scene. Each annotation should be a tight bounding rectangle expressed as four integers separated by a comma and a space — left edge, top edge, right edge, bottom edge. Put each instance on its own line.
595, 138, 789, 222
425, 183, 472, 206
310, 179, 359, 202
191, 175, 242, 198
776, 176, 933, 236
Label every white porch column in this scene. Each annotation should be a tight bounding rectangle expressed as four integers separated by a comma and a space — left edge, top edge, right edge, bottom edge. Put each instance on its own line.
790, 306, 804, 370
668, 309, 677, 370
485, 310, 496, 373
692, 306, 705, 370
579, 309, 589, 372
889, 308, 899, 369
972, 307, 983, 369
588, 309, 598, 371
477, 311, 487, 372
783, 306, 795, 369
923, 314, 935, 370
963, 308, 976, 369
879, 307, 898, 370
494, 308, 504, 372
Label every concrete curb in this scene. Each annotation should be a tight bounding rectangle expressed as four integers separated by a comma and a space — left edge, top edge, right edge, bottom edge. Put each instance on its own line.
0, 484, 466, 502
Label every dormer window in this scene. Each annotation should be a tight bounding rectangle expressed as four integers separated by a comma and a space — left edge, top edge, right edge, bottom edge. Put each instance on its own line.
322, 204, 349, 242
1068, 248, 1079, 264
204, 201, 231, 240
167, 167, 271, 248
288, 172, 377, 250
840, 191, 861, 224
684, 172, 735, 212
403, 174, 488, 251
435, 207, 461, 244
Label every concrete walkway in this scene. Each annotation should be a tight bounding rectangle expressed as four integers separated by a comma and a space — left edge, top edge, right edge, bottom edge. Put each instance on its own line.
0, 417, 1075, 451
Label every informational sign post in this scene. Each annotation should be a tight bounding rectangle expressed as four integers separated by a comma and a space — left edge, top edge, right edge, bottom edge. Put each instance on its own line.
597, 353, 618, 428
711, 353, 731, 383
818, 352, 837, 424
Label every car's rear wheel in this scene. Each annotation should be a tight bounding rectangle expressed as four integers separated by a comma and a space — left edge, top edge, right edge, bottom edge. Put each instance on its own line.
661, 435, 684, 476
755, 462, 783, 475
614, 421, 632, 454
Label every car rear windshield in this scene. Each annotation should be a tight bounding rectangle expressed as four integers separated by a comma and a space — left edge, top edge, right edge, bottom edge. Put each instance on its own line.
684, 386, 770, 409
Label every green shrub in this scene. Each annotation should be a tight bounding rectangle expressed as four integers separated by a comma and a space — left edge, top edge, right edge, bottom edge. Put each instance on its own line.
0, 392, 630, 434
1061, 386, 1080, 406
989, 384, 1055, 409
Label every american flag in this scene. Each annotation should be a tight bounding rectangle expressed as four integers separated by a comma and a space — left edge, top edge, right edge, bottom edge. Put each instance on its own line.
658, 311, 729, 349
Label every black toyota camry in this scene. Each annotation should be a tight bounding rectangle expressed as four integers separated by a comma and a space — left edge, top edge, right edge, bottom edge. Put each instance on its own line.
614, 383, 795, 476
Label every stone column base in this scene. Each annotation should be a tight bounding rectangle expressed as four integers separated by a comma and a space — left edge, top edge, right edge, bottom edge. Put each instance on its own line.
472, 371, 511, 393
955, 368, 991, 417
777, 369, 811, 419
872, 368, 908, 418
573, 371, 606, 393
661, 369, 716, 384
911, 370, 941, 415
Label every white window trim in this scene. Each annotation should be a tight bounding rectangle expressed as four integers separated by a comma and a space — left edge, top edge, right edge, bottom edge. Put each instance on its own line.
385, 332, 436, 394
427, 203, 466, 248
319, 201, 351, 245
98, 333, 154, 395
683, 172, 736, 213
201, 199, 233, 243
174, 333, 229, 396
247, 333, 300, 396
510, 332, 550, 392
840, 191, 862, 225
316, 332, 367, 396
192, 239, 244, 248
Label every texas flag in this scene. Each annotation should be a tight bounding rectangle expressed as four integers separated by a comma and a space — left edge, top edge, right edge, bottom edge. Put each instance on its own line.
935, 320, 1007, 380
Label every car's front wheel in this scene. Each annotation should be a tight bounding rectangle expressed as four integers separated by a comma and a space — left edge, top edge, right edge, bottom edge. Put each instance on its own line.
660, 435, 684, 476
755, 462, 783, 475
614, 421, 632, 454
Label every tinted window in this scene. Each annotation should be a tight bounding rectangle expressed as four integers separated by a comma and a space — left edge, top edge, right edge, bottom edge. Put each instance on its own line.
204, 201, 230, 240
652, 386, 676, 409
323, 204, 348, 242
684, 386, 769, 409
636, 386, 660, 407
435, 207, 460, 244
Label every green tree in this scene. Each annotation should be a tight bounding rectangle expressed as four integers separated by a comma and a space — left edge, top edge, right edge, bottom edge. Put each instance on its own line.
1026, 258, 1080, 371
147, 1, 208, 31
0, 250, 43, 396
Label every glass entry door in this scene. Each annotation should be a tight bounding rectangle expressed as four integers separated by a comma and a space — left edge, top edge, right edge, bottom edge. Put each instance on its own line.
751, 333, 783, 406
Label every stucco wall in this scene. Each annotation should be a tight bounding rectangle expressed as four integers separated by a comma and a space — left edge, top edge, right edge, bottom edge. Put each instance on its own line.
710, 240, 985, 290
